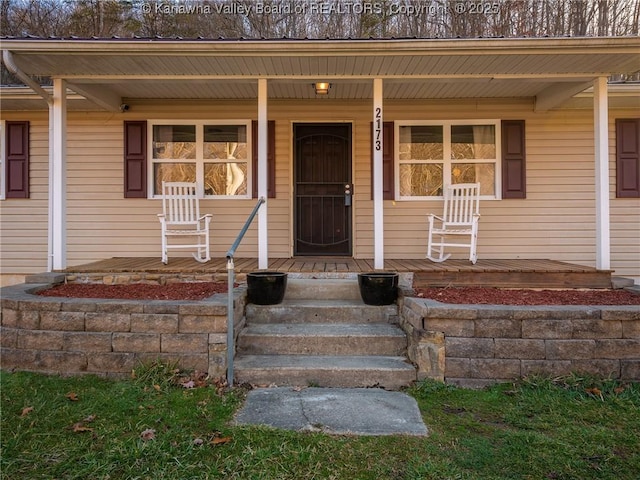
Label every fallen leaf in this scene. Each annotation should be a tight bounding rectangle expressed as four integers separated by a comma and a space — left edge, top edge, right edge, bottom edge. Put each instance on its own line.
20, 406, 34, 417
153, 384, 161, 392
140, 428, 156, 441
83, 414, 97, 423
586, 387, 604, 400
71, 422, 94, 433
211, 436, 232, 446
614, 386, 626, 394
66, 392, 79, 401
181, 380, 196, 389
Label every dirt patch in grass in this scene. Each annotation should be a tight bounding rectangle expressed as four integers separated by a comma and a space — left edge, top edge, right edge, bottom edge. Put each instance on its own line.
37, 282, 229, 301
413, 286, 640, 306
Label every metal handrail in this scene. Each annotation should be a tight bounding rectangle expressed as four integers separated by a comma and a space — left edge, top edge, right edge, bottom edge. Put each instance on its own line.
225, 197, 265, 386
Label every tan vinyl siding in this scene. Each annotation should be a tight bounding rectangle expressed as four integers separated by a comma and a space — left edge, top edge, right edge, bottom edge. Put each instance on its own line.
1, 98, 638, 281
64, 103, 283, 265
610, 107, 640, 281
369, 102, 638, 278
0, 113, 49, 280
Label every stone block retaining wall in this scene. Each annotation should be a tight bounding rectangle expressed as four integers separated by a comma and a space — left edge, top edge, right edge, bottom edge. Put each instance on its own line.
0, 283, 245, 378
3, 282, 639, 388
401, 297, 640, 388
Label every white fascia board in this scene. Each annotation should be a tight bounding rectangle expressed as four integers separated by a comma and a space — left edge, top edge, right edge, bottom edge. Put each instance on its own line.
3, 36, 639, 55
575, 83, 640, 97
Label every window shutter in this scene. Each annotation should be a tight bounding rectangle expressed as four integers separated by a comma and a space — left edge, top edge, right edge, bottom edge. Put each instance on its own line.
124, 121, 147, 198
371, 121, 394, 200
501, 120, 526, 199
616, 118, 640, 198
5, 121, 29, 198
251, 120, 276, 198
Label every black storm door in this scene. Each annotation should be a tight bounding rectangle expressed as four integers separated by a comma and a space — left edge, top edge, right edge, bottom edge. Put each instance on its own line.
294, 124, 352, 256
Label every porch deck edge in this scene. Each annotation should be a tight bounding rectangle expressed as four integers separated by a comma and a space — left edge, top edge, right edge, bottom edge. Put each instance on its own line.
56, 257, 613, 289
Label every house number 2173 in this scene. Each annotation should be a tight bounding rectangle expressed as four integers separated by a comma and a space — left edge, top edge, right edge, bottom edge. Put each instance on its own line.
374, 107, 382, 152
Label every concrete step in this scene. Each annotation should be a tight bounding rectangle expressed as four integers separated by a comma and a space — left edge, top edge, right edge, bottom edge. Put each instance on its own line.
284, 278, 361, 301
237, 323, 407, 356
234, 354, 416, 389
245, 299, 398, 324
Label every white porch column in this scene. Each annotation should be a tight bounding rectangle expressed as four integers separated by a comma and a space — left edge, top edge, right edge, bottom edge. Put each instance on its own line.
372, 78, 384, 269
593, 77, 610, 270
50, 78, 67, 271
257, 78, 269, 269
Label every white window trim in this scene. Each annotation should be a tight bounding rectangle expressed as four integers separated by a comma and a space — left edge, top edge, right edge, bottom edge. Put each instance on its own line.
395, 119, 502, 201
0, 120, 5, 200
147, 119, 252, 200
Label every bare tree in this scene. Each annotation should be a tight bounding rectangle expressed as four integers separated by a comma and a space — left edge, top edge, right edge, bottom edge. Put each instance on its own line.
2, 0, 72, 37
66, 0, 137, 37
3, 0, 640, 42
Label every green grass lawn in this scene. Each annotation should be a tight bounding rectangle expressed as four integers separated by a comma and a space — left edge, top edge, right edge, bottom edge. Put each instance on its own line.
1, 365, 638, 480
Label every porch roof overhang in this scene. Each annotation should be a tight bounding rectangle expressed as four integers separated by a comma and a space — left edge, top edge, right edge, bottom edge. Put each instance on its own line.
2, 36, 639, 111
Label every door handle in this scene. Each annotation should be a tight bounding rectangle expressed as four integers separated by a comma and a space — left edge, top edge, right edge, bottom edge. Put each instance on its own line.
344, 184, 352, 206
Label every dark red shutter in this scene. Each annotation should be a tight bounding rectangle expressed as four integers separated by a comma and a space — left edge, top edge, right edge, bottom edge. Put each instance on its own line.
124, 121, 147, 198
616, 118, 640, 198
251, 120, 276, 198
371, 121, 394, 200
5, 121, 29, 198
501, 120, 526, 199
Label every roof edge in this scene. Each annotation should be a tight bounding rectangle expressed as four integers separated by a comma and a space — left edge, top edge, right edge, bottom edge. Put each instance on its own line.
2, 35, 639, 55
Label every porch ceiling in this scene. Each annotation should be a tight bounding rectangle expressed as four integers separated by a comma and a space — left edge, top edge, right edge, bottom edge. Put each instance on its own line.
58, 77, 586, 100
2, 37, 639, 108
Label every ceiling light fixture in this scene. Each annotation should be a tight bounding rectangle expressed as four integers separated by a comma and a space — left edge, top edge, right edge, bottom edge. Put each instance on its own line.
313, 82, 331, 95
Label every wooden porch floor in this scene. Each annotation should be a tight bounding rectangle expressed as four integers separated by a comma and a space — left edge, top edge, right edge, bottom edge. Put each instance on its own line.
60, 257, 613, 289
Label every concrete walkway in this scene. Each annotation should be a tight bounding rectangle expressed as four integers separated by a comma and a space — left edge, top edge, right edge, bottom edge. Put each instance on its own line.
234, 387, 428, 436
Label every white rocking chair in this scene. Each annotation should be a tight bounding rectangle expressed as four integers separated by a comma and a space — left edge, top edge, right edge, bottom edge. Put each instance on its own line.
157, 182, 212, 264
427, 182, 481, 264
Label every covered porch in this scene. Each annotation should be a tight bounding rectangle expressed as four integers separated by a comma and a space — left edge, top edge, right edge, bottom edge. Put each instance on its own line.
59, 257, 615, 289
1, 36, 639, 287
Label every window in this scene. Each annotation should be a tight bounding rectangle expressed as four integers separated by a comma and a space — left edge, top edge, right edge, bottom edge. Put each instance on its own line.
149, 121, 251, 198
396, 120, 500, 200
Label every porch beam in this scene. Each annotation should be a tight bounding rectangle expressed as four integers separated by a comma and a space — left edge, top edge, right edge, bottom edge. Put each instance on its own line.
67, 82, 123, 112
257, 78, 268, 269
593, 76, 610, 271
50, 78, 67, 271
534, 80, 594, 112
373, 78, 384, 270
51, 73, 603, 81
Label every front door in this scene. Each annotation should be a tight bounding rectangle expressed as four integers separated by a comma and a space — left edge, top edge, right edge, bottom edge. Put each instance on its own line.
294, 123, 352, 256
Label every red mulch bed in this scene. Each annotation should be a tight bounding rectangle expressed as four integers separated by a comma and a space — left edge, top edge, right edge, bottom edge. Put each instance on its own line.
37, 282, 640, 305
413, 287, 640, 306
37, 282, 229, 301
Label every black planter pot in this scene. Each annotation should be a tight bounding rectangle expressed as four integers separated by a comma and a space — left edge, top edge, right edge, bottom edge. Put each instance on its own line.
357, 272, 399, 306
246, 271, 288, 305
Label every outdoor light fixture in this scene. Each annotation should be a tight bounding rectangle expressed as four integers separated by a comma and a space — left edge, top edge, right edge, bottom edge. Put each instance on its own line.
313, 82, 331, 95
